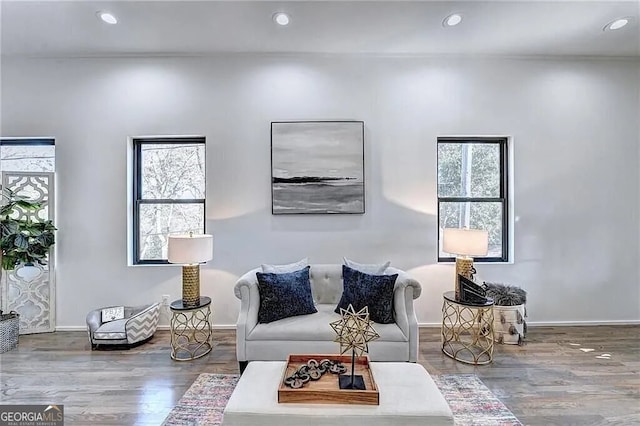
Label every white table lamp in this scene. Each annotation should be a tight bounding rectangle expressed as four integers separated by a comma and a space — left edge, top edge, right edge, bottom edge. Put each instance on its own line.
168, 233, 213, 307
442, 228, 488, 300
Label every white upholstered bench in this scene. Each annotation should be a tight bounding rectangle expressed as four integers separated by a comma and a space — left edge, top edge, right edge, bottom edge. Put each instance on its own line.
222, 361, 453, 426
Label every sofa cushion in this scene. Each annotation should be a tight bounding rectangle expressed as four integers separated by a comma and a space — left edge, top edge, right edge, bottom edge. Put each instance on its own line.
94, 318, 127, 340
309, 265, 346, 305
261, 258, 309, 274
343, 257, 390, 274
101, 306, 125, 323
256, 266, 317, 324
248, 304, 407, 342
335, 265, 397, 324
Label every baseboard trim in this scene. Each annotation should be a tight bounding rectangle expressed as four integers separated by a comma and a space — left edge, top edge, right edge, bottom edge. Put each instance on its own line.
524, 320, 640, 326
55, 320, 640, 332
56, 326, 87, 331
418, 320, 640, 327
155, 324, 237, 331
55, 324, 238, 332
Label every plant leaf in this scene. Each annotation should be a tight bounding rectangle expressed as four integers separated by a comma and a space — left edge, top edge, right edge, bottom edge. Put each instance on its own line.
0, 190, 55, 270
14, 233, 29, 250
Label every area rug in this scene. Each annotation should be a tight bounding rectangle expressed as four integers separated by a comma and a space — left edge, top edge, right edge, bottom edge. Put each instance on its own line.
163, 373, 521, 426
432, 374, 521, 425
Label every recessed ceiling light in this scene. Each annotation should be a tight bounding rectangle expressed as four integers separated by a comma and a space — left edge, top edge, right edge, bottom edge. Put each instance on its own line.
97, 11, 118, 25
443, 13, 463, 27
273, 12, 290, 26
603, 17, 630, 31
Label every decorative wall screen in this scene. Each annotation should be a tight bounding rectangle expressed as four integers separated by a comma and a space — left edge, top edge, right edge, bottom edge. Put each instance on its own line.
0, 172, 56, 334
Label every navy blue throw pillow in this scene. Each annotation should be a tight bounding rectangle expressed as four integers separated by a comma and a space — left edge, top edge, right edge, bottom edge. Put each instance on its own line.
256, 266, 317, 324
335, 265, 398, 324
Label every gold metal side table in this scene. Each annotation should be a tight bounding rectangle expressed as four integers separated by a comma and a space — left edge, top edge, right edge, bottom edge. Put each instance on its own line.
441, 291, 494, 365
170, 297, 213, 361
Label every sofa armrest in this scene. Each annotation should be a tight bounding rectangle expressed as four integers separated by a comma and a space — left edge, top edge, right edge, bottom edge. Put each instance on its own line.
388, 267, 421, 362
86, 309, 103, 338
234, 268, 261, 362
126, 304, 153, 318
125, 303, 160, 343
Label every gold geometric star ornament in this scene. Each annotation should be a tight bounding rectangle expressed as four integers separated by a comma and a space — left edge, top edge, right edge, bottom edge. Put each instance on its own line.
330, 304, 380, 357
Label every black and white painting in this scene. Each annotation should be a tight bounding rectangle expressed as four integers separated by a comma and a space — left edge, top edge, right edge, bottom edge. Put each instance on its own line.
271, 121, 365, 214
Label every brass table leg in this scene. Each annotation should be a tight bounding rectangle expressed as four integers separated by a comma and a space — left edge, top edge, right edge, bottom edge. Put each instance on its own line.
170, 304, 213, 361
442, 297, 494, 365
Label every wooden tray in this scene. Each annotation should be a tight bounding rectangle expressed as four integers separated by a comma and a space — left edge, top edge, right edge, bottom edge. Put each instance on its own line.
278, 354, 379, 405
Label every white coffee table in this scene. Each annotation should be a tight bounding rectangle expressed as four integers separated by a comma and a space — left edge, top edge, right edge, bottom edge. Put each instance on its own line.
222, 361, 453, 426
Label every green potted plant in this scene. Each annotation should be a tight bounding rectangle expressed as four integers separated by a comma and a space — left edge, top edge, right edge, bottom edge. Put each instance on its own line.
0, 188, 56, 352
0, 188, 56, 271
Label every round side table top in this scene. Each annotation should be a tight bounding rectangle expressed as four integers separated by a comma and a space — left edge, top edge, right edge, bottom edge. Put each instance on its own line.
170, 296, 211, 311
443, 291, 494, 307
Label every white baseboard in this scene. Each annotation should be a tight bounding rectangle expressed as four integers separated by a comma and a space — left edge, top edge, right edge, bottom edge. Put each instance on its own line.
55, 326, 87, 331
524, 320, 640, 326
56, 324, 238, 332
418, 322, 444, 328
417, 320, 640, 327
155, 324, 237, 331
55, 320, 640, 332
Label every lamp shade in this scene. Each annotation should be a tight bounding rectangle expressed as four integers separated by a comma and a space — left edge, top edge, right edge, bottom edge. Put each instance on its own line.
442, 228, 488, 257
167, 234, 213, 264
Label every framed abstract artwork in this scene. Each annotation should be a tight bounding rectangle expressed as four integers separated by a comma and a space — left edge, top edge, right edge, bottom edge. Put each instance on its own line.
271, 121, 365, 214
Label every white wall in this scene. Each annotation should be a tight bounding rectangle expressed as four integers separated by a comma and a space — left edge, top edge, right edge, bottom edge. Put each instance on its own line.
1, 55, 638, 328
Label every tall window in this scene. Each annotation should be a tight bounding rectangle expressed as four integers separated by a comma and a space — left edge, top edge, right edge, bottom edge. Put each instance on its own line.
437, 137, 509, 262
0, 138, 55, 172
132, 137, 206, 265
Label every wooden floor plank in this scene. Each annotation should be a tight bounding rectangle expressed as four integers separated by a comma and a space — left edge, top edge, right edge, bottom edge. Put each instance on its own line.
0, 325, 638, 425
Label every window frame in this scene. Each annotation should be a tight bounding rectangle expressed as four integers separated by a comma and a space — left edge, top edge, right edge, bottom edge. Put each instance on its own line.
1, 138, 55, 146
0, 137, 56, 172
437, 136, 509, 263
132, 136, 206, 265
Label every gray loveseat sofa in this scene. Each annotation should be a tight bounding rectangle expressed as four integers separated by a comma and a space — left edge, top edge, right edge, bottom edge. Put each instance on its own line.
234, 264, 422, 372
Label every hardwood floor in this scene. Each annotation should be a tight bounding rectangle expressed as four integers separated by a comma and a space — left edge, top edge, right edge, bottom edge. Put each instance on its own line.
0, 326, 638, 425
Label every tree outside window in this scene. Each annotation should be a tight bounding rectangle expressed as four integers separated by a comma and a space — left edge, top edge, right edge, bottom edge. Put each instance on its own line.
0, 138, 55, 221
0, 138, 55, 173
132, 137, 205, 264
437, 137, 508, 262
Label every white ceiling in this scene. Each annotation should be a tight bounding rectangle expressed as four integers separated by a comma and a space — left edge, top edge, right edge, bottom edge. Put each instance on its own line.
2, 1, 639, 57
